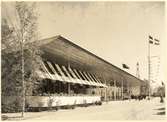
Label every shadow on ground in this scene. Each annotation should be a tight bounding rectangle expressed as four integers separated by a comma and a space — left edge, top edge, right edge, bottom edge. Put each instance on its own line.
1, 115, 23, 121
153, 107, 165, 116
1, 113, 46, 121
154, 107, 165, 111
156, 111, 165, 115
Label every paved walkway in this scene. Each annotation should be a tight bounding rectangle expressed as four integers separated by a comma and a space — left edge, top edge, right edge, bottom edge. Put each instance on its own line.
1, 97, 166, 121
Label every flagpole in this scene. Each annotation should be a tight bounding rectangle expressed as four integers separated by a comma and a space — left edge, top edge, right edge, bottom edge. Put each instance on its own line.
148, 35, 151, 100
121, 77, 124, 100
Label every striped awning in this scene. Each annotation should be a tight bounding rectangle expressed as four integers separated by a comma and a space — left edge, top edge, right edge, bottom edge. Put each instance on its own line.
36, 61, 107, 87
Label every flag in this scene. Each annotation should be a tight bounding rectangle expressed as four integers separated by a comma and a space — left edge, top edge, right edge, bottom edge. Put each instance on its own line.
154, 38, 160, 42
154, 38, 160, 45
149, 36, 160, 45
149, 35, 153, 44
149, 40, 153, 44
122, 64, 129, 69
154, 42, 160, 45
149, 35, 153, 40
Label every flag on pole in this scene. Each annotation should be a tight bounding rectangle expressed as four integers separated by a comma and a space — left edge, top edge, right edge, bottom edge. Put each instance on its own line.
154, 38, 160, 45
154, 42, 160, 45
149, 35, 160, 45
122, 64, 130, 69
154, 39, 160, 42
149, 35, 153, 44
149, 40, 153, 44
149, 35, 153, 40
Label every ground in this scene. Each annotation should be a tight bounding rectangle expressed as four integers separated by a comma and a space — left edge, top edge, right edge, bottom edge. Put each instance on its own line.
1, 97, 166, 121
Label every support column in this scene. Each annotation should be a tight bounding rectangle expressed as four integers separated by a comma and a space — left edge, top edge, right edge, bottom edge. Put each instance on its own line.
114, 80, 116, 101
122, 80, 124, 100
127, 81, 130, 99
68, 83, 71, 95
104, 80, 107, 102
148, 35, 151, 100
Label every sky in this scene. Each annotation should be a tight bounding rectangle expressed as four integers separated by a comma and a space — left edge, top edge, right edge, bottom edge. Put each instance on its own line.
2, 1, 166, 87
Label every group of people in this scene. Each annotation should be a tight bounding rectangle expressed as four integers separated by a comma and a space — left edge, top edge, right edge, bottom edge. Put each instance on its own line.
130, 95, 147, 100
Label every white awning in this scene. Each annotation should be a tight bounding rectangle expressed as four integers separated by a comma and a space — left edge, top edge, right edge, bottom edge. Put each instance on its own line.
54, 64, 71, 83
78, 70, 92, 85
83, 72, 97, 86
84, 72, 97, 85
90, 73, 104, 87
68, 67, 84, 84
86, 72, 102, 87
37, 61, 107, 87
73, 69, 87, 85
46, 61, 63, 81
41, 61, 57, 81
62, 65, 82, 84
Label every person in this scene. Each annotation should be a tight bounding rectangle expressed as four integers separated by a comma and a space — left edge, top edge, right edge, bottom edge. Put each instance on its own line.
160, 95, 164, 103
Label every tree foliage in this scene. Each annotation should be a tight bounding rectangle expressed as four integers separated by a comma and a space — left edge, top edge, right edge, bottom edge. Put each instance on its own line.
2, 2, 43, 97
1, 18, 17, 51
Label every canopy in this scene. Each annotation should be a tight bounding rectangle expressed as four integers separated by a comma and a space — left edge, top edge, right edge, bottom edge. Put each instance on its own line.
36, 60, 107, 87
35, 35, 143, 87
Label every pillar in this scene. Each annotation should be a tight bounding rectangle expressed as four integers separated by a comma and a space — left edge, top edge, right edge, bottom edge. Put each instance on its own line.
114, 80, 116, 100
104, 80, 107, 102
68, 83, 70, 95
122, 80, 124, 100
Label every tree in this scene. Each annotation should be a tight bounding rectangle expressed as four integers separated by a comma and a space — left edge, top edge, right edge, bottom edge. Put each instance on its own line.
1, 18, 16, 51
1, 2, 43, 113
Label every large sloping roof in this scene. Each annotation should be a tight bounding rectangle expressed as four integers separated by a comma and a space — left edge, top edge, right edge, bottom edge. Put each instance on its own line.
35, 35, 144, 85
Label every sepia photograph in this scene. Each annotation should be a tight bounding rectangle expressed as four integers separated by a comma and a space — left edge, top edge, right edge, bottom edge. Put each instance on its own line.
1, 0, 166, 121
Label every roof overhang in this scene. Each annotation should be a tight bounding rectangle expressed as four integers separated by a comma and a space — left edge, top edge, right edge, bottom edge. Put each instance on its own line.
37, 35, 143, 86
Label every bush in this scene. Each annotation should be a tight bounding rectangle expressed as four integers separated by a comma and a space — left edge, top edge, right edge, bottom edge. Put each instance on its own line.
1, 115, 8, 120
1, 96, 22, 113
2, 101, 22, 113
